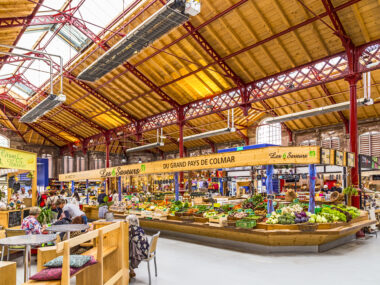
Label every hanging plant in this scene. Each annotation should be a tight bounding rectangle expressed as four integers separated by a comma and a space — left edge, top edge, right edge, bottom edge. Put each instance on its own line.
26, 172, 33, 179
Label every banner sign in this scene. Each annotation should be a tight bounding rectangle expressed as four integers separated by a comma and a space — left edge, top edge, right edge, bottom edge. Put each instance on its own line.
60, 147, 321, 181
0, 147, 37, 171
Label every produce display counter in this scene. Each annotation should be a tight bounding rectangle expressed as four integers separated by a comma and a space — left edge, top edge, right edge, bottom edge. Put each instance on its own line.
115, 212, 375, 253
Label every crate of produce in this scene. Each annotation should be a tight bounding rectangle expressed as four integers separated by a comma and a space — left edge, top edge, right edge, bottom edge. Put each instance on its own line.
236, 219, 257, 229
208, 216, 227, 227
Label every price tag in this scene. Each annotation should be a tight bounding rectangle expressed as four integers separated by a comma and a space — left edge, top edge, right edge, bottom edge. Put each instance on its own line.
213, 203, 221, 208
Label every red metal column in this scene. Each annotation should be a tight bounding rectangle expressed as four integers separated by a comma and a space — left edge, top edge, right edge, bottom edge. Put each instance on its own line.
178, 108, 185, 194
105, 132, 110, 194
346, 74, 360, 186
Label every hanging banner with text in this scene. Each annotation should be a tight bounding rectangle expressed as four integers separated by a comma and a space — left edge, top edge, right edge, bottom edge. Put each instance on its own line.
59, 146, 324, 181
0, 147, 37, 171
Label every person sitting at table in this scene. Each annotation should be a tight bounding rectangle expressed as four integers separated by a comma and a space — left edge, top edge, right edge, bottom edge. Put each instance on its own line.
126, 215, 149, 279
21, 207, 46, 234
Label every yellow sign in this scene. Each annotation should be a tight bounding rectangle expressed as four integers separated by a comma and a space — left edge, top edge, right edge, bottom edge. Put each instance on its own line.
59, 146, 320, 181
0, 147, 37, 171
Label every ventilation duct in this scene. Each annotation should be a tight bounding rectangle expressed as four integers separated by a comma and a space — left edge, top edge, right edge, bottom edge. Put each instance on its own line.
78, 0, 201, 82
265, 98, 373, 125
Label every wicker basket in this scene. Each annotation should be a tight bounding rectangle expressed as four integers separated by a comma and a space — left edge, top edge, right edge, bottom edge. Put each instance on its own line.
298, 223, 318, 232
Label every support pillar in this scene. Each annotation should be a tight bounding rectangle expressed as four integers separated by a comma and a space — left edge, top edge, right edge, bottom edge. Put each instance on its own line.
345, 74, 361, 187
105, 132, 110, 194
86, 179, 89, 204
178, 107, 185, 194
118, 176, 122, 201
308, 164, 316, 213
174, 172, 179, 201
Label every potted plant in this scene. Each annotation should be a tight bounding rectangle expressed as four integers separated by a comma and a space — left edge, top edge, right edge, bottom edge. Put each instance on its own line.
37, 207, 55, 225
343, 186, 358, 206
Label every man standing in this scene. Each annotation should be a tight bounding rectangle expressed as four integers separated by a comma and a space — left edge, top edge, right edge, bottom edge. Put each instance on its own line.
18, 187, 26, 201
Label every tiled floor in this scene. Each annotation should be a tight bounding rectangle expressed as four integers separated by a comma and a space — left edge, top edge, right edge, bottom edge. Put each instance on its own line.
10, 234, 380, 285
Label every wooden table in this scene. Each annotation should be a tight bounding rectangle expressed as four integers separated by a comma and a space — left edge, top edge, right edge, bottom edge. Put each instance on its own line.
0, 234, 57, 282
46, 224, 89, 239
0, 261, 16, 285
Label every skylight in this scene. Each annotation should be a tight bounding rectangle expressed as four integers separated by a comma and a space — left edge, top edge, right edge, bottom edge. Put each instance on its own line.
0, 0, 138, 103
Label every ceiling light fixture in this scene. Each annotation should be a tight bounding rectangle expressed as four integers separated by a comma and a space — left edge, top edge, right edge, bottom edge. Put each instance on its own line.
265, 98, 373, 125
78, 0, 201, 82
181, 109, 236, 142
126, 128, 165, 153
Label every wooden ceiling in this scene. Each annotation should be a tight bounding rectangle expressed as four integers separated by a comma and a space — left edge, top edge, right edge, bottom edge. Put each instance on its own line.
0, 0, 380, 153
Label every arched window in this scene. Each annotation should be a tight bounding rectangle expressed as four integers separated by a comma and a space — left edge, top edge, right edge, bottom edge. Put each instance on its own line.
0, 134, 10, 148
300, 140, 317, 146
256, 118, 282, 145
322, 137, 340, 149
360, 131, 380, 157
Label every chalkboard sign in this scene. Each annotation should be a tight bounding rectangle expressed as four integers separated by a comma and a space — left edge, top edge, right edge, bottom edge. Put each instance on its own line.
8, 211, 22, 228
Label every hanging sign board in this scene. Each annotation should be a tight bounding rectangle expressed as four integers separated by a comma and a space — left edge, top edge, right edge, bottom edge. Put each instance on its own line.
335, 151, 344, 166
59, 146, 321, 181
321, 148, 331, 165
0, 147, 37, 171
346, 152, 355, 168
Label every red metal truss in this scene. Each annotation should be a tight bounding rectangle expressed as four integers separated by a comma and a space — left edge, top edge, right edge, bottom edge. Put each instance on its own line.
75, 39, 380, 148
0, 107, 27, 143
0, 74, 106, 137
1, 103, 60, 146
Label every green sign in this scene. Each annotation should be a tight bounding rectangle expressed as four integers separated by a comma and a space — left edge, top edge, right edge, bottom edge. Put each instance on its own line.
237, 146, 244, 151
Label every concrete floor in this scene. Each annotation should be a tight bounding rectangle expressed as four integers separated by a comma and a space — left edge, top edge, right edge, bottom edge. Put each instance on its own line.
12, 235, 380, 285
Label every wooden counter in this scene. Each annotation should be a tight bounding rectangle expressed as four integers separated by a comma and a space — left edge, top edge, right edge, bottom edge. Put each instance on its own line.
82, 205, 99, 220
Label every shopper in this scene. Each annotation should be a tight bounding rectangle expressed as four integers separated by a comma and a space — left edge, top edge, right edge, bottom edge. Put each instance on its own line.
21, 207, 46, 234
112, 190, 119, 203
53, 199, 65, 220
71, 191, 81, 206
126, 215, 149, 279
46, 192, 58, 208
98, 188, 107, 204
26, 189, 32, 198
62, 201, 88, 224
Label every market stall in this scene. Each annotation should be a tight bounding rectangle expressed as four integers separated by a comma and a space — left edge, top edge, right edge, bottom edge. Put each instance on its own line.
58, 146, 373, 251
0, 147, 37, 229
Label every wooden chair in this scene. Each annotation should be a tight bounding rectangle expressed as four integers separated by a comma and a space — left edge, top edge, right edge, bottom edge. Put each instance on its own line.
1, 229, 26, 261
143, 232, 160, 285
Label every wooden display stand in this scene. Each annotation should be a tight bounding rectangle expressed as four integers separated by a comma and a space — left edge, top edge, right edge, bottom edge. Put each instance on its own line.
0, 261, 16, 285
25, 221, 129, 285
82, 205, 99, 220
0, 208, 31, 229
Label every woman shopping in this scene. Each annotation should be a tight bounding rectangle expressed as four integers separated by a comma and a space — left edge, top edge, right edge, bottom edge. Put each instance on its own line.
126, 215, 149, 279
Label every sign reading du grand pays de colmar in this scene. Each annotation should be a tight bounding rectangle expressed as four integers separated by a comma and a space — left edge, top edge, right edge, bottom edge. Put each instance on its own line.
0, 147, 37, 171
59, 146, 322, 181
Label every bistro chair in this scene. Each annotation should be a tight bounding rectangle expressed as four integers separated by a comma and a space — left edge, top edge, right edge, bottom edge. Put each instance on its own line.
143, 231, 160, 285
1, 228, 26, 261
